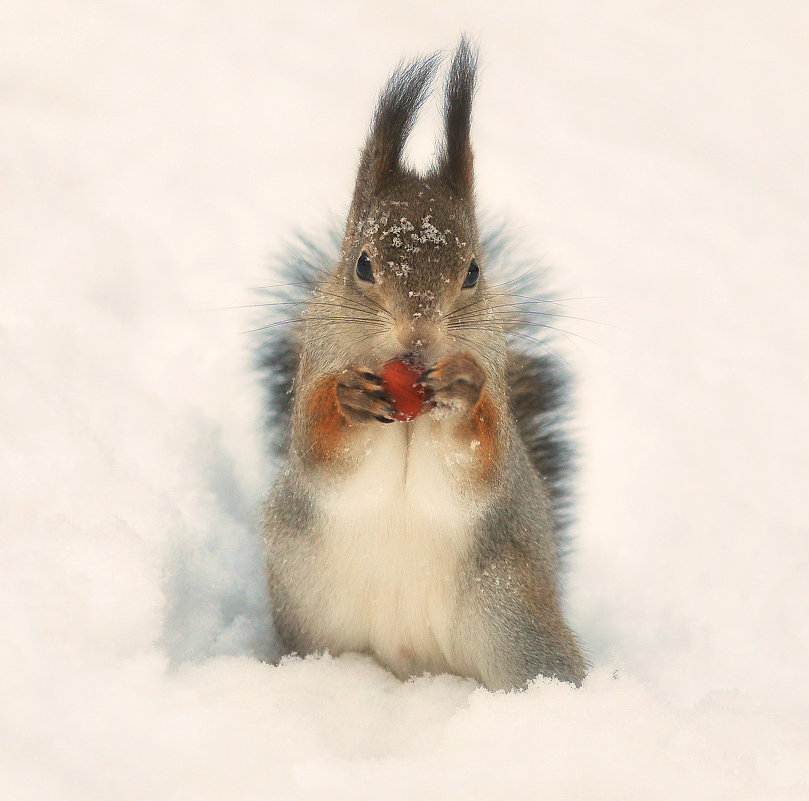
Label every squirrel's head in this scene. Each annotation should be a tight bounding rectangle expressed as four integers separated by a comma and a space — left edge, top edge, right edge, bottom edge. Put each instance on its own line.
327, 39, 497, 365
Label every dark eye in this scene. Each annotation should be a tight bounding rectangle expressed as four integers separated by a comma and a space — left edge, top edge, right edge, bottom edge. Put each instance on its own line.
356, 251, 374, 283
462, 258, 479, 288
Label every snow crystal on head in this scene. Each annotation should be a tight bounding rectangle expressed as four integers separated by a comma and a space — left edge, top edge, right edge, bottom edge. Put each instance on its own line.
363, 203, 466, 285
416, 215, 448, 246
378, 213, 453, 251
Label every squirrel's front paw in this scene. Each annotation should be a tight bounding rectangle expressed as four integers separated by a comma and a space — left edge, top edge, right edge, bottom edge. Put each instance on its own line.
417, 352, 485, 415
336, 367, 397, 424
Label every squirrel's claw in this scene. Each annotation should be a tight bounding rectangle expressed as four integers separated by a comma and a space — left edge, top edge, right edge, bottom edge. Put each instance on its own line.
337, 367, 396, 424
418, 352, 485, 414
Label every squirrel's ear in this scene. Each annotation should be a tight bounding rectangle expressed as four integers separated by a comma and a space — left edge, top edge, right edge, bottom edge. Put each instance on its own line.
352, 54, 440, 204
439, 38, 478, 199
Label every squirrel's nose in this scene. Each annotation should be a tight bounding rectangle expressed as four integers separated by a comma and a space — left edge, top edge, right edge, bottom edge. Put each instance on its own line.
396, 319, 438, 352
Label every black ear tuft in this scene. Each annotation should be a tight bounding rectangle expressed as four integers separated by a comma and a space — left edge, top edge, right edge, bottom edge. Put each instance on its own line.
440, 37, 478, 198
355, 53, 441, 198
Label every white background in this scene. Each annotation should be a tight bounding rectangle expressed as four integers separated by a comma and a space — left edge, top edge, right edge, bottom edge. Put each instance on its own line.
2, 1, 808, 798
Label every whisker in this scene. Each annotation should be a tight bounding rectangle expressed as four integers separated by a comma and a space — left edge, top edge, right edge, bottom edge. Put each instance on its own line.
443, 296, 492, 321
252, 280, 390, 319
308, 285, 392, 319
210, 300, 386, 318
485, 265, 550, 291
447, 308, 614, 328
244, 317, 389, 335
488, 291, 609, 307
443, 293, 575, 323
251, 280, 317, 292
446, 331, 479, 351
446, 321, 603, 351
507, 330, 576, 366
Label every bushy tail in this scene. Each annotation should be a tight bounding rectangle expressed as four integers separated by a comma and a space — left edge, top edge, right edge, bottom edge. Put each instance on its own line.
481, 228, 576, 543
255, 231, 340, 456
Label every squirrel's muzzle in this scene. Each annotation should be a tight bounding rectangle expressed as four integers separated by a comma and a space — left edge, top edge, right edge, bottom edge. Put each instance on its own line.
394, 317, 441, 353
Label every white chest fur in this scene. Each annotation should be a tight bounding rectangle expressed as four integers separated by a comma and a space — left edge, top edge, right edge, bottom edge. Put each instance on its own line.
309, 415, 479, 678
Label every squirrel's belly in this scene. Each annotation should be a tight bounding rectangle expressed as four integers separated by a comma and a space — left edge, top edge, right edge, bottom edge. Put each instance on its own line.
309, 418, 478, 677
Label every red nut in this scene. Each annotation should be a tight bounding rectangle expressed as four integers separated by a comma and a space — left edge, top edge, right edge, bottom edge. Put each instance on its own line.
380, 358, 430, 422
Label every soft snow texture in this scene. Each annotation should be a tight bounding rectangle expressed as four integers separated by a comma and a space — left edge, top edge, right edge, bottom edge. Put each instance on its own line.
2, 2, 809, 799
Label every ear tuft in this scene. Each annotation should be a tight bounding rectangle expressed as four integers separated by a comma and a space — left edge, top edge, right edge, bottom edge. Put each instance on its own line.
356, 53, 441, 198
440, 37, 478, 198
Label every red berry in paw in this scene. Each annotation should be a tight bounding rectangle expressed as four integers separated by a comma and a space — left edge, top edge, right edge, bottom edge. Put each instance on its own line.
380, 358, 430, 422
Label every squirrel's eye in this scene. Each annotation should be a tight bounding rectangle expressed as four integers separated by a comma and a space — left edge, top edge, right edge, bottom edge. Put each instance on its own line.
356, 252, 374, 283
462, 258, 479, 288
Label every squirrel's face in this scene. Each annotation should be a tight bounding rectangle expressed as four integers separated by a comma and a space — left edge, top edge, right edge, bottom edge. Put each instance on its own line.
341, 177, 488, 362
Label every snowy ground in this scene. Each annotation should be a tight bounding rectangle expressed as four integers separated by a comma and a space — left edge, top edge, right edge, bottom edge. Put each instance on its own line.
2, 1, 809, 798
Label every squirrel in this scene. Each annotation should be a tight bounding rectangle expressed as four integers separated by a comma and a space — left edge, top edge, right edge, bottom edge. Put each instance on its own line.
260, 40, 587, 691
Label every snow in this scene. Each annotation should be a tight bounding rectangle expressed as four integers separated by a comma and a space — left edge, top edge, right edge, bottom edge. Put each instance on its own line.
2, 1, 808, 798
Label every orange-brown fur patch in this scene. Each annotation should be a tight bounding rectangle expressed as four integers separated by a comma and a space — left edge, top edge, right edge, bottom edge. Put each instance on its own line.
306, 375, 350, 463
462, 392, 500, 481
